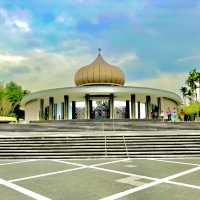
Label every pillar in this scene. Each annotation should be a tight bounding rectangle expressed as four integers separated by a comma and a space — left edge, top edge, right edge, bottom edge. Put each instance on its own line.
39, 99, 44, 120
64, 95, 69, 120
54, 104, 57, 120
146, 96, 151, 119
125, 100, 130, 119
49, 97, 54, 120
109, 94, 114, 119
85, 94, 89, 119
138, 102, 141, 119
131, 94, 136, 119
157, 97, 161, 117
72, 101, 76, 119
89, 100, 93, 119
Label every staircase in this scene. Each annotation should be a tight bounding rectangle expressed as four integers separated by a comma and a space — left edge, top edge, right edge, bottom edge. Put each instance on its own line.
2, 120, 200, 132
0, 134, 199, 159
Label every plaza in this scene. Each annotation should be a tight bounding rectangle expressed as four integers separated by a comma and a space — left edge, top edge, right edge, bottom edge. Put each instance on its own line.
0, 158, 200, 200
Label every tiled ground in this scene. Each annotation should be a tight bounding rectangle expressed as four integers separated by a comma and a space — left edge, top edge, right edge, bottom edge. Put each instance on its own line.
0, 158, 200, 200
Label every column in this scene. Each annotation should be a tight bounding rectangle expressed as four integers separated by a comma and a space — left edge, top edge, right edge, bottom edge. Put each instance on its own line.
138, 101, 141, 119
39, 99, 44, 120
131, 94, 136, 119
49, 97, 54, 120
64, 95, 69, 120
125, 100, 130, 119
89, 100, 93, 119
61, 103, 64, 120
54, 104, 57, 120
157, 97, 161, 117
72, 101, 76, 119
109, 94, 114, 119
146, 96, 151, 119
85, 94, 89, 119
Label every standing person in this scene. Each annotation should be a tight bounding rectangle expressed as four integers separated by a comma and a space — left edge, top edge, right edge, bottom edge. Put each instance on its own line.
164, 111, 168, 121
160, 110, 164, 122
167, 108, 171, 121
171, 108, 177, 123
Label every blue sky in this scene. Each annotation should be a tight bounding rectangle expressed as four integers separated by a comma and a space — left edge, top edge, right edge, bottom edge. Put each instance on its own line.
0, 0, 199, 93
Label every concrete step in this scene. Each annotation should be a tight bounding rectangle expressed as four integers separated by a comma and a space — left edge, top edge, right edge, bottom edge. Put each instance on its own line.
0, 138, 199, 143
0, 134, 199, 159
0, 144, 199, 149
0, 135, 200, 140
0, 151, 199, 156
0, 155, 199, 159
0, 138, 199, 142
0, 142, 199, 147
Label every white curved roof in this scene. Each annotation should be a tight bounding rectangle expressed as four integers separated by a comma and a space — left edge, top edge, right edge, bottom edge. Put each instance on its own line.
22, 85, 182, 105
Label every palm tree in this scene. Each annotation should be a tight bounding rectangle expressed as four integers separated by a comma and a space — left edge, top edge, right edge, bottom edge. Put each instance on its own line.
187, 89, 193, 103
195, 71, 200, 101
180, 86, 188, 104
186, 69, 198, 101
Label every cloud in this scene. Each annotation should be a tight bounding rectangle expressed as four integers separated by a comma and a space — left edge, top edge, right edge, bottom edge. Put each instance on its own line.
0, 48, 94, 91
0, 53, 26, 64
0, 0, 198, 94
0, 8, 31, 32
55, 14, 77, 28
126, 72, 187, 95
177, 54, 200, 63
55, 15, 65, 23
109, 52, 139, 66
12, 19, 31, 32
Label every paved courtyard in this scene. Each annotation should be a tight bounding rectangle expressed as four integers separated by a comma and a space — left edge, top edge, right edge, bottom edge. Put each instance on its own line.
0, 158, 200, 199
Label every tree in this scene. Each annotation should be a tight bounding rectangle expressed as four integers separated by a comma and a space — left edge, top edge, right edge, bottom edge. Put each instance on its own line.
195, 71, 200, 100
180, 86, 188, 104
0, 95, 15, 116
0, 82, 29, 119
180, 102, 200, 121
5, 82, 29, 105
186, 69, 197, 101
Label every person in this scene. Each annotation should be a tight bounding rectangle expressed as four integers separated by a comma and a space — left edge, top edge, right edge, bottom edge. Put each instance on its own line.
171, 108, 177, 123
167, 108, 171, 121
160, 110, 164, 121
154, 111, 158, 120
151, 111, 154, 120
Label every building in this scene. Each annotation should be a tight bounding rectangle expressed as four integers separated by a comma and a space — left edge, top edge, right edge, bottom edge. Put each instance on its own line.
22, 51, 181, 122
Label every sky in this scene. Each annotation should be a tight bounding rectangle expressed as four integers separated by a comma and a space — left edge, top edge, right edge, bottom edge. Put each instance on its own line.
0, 0, 199, 94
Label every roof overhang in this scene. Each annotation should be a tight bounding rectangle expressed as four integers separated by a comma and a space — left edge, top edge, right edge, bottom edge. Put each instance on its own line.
21, 85, 182, 105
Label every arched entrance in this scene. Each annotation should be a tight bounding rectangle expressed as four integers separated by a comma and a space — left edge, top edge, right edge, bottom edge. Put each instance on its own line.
85, 95, 113, 119
92, 100, 110, 119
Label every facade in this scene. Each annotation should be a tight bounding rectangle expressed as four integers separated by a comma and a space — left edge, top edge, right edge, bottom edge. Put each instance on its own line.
22, 52, 181, 122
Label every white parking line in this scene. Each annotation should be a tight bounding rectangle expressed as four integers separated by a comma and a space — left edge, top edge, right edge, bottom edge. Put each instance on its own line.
150, 158, 200, 167
7, 158, 145, 184
0, 178, 51, 200
10, 166, 86, 183
52, 158, 129, 168
167, 180, 200, 190
0, 159, 37, 166
90, 166, 157, 181
99, 166, 200, 200
52, 160, 86, 167
92, 158, 130, 167
5, 158, 200, 199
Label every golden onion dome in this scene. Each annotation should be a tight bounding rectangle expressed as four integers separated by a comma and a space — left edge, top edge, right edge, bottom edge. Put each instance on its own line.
74, 51, 125, 86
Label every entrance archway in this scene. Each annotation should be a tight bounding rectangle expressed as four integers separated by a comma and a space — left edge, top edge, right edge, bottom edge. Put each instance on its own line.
86, 95, 113, 119
92, 100, 110, 119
